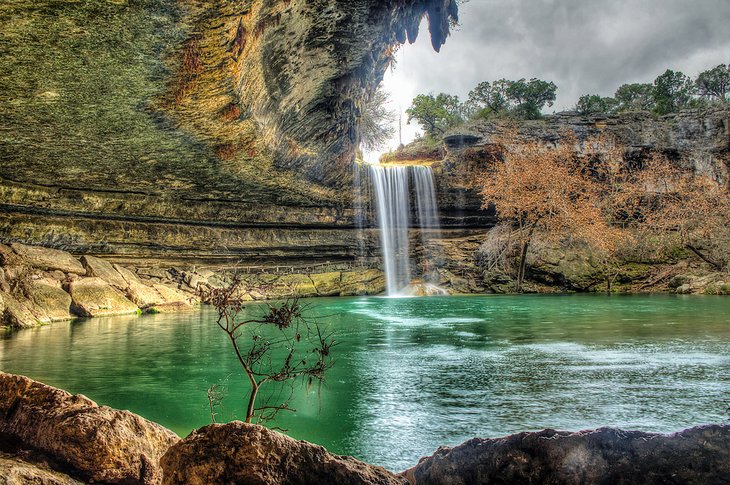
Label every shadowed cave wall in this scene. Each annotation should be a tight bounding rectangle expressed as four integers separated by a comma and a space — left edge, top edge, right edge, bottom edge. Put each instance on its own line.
0, 0, 459, 263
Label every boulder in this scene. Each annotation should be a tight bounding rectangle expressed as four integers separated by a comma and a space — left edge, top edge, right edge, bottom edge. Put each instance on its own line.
160, 422, 406, 485
0, 452, 84, 485
403, 426, 730, 485
81, 255, 128, 289
146, 284, 197, 313
68, 277, 139, 317
21, 280, 73, 322
9, 243, 85, 275
114, 264, 166, 307
1, 293, 42, 328
0, 372, 179, 484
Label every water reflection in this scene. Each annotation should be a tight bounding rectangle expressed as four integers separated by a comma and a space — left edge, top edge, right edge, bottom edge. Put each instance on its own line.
1, 294, 729, 471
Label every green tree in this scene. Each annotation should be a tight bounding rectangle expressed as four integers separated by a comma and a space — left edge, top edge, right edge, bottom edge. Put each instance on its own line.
406, 93, 464, 137
653, 69, 694, 115
505, 78, 557, 119
576, 94, 618, 114
614, 83, 654, 111
695, 64, 730, 104
465, 79, 511, 119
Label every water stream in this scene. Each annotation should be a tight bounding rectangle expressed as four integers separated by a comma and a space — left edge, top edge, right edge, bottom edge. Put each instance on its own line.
368, 165, 442, 296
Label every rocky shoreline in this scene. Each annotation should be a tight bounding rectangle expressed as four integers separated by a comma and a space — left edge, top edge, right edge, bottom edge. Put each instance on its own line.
1, 372, 728, 484
3, 239, 728, 331
0, 242, 386, 330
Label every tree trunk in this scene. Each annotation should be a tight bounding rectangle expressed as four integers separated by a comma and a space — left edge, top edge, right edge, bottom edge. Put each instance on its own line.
685, 244, 722, 270
245, 384, 259, 423
516, 240, 529, 293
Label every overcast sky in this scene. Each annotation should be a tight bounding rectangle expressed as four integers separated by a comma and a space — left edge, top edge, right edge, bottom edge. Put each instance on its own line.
367, 0, 730, 160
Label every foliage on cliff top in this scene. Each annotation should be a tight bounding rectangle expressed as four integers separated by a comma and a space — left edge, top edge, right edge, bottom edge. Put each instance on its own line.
467, 130, 729, 291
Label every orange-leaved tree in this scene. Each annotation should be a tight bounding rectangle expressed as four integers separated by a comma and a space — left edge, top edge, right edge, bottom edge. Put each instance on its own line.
636, 154, 730, 270
475, 130, 620, 292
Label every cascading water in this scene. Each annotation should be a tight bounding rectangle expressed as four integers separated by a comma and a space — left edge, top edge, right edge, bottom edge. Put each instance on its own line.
368, 164, 442, 296
369, 165, 412, 295
412, 165, 442, 284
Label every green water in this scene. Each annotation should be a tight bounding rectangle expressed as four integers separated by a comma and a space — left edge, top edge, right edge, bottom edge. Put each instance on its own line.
1, 294, 729, 471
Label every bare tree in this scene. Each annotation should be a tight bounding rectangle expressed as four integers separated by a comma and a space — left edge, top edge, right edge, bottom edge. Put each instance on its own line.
360, 86, 396, 152
203, 276, 335, 425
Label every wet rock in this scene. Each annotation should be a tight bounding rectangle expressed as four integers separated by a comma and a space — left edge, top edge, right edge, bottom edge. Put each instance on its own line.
403, 426, 730, 485
0, 452, 84, 485
81, 255, 128, 289
9, 243, 85, 275
0, 372, 179, 484
68, 277, 140, 317
21, 279, 73, 322
160, 422, 406, 485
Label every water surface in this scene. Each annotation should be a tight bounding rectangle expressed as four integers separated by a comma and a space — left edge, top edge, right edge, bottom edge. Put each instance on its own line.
1, 294, 728, 470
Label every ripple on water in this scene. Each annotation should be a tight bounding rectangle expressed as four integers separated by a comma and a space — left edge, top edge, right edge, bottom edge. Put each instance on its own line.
0, 294, 729, 471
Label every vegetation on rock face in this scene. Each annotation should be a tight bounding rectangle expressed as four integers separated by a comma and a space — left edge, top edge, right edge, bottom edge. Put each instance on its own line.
359, 87, 396, 151
204, 275, 335, 425
405, 77, 557, 139
576, 64, 730, 115
467, 130, 729, 293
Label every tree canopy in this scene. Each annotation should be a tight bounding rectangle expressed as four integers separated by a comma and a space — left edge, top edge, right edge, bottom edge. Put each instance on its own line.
652, 69, 694, 115
406, 93, 464, 137
573, 63, 728, 115
695, 64, 730, 104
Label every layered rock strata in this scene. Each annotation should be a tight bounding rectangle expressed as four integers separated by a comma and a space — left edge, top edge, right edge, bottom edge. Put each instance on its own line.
0, 0, 458, 263
0, 242, 386, 329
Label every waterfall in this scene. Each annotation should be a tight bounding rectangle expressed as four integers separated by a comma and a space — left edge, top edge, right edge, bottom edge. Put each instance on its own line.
368, 164, 442, 296
412, 166, 442, 284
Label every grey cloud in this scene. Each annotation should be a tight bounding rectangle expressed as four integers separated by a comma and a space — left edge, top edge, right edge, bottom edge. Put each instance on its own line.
393, 0, 730, 110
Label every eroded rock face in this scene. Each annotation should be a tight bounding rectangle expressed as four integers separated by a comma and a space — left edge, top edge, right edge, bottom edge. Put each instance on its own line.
0, 452, 84, 485
0, 372, 179, 484
0, 0, 457, 263
161, 422, 406, 485
403, 426, 730, 485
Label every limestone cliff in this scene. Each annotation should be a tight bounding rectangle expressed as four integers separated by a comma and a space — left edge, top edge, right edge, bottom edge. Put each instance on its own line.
0, 0, 458, 263
387, 108, 730, 294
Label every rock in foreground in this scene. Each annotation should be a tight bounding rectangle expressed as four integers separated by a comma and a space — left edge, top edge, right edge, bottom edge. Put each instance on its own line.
161, 422, 406, 485
403, 426, 730, 485
0, 372, 179, 484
